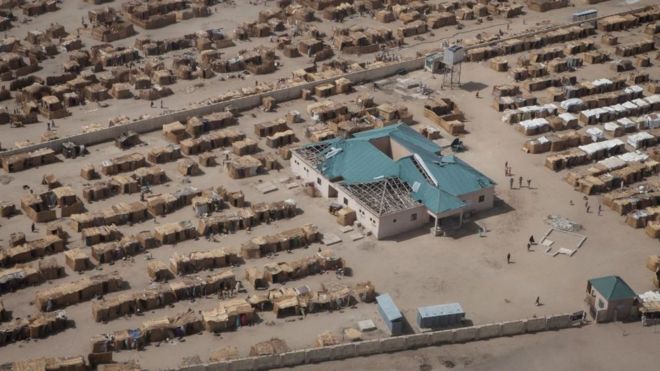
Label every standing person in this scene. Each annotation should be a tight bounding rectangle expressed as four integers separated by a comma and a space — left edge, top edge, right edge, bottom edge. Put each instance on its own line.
509, 177, 514, 189
527, 242, 531, 251
527, 179, 531, 188
47, 121, 50, 131
31, 223, 36, 232
160, 100, 163, 108
535, 296, 541, 306
507, 253, 511, 264
518, 176, 523, 188
529, 235, 536, 245
598, 204, 602, 215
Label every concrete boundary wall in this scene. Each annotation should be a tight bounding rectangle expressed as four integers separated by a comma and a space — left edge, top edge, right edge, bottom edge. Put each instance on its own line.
3, 4, 650, 160
174, 313, 580, 371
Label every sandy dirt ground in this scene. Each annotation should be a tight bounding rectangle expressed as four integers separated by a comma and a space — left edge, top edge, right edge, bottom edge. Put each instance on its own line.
287, 322, 660, 371
0, 0, 659, 369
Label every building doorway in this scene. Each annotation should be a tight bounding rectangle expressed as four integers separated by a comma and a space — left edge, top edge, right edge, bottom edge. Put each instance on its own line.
328, 185, 338, 198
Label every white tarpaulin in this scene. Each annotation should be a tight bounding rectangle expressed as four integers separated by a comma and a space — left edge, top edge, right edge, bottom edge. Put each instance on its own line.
618, 151, 649, 163
627, 131, 654, 149
578, 138, 624, 155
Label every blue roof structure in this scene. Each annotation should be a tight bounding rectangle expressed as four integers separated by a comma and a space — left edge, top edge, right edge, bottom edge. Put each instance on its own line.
300, 124, 494, 215
417, 303, 464, 318
376, 294, 402, 322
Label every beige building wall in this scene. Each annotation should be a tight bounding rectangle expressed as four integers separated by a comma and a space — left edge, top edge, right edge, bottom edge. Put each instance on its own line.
458, 187, 495, 213
375, 205, 428, 239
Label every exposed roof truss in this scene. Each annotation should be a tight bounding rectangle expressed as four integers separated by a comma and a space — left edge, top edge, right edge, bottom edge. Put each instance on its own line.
343, 177, 419, 216
294, 143, 332, 166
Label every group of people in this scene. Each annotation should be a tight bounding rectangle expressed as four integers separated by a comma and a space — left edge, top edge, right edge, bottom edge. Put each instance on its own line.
505, 162, 532, 189
581, 196, 603, 215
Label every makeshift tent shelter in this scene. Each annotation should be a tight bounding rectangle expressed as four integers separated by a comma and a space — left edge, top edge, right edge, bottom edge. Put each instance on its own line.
147, 260, 173, 281
209, 346, 239, 362
64, 249, 92, 271
249, 338, 290, 356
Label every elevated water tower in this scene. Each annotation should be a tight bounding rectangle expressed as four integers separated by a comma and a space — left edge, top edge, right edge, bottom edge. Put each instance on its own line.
442, 45, 464, 88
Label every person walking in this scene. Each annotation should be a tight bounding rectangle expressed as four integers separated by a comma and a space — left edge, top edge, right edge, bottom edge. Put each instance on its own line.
598, 204, 602, 215
527, 179, 531, 188
529, 235, 536, 245
507, 253, 511, 264
535, 296, 541, 306
509, 177, 514, 189
518, 176, 523, 188
527, 242, 531, 251
31, 223, 36, 232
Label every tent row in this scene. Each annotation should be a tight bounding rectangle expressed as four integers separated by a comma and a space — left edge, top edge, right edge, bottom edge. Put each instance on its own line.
246, 281, 376, 318
0, 235, 65, 267
69, 202, 148, 232
240, 224, 320, 259
0, 311, 69, 347
91, 270, 236, 323
169, 248, 239, 275
91, 310, 204, 353
197, 199, 298, 236
36, 272, 126, 312
245, 249, 344, 289
0, 258, 64, 294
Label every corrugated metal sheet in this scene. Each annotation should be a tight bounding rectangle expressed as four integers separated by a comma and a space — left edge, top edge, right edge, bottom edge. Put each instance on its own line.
376, 294, 402, 321
417, 303, 465, 328
313, 124, 494, 215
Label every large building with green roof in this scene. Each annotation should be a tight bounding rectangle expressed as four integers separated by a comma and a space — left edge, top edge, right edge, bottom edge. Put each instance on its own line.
291, 124, 495, 239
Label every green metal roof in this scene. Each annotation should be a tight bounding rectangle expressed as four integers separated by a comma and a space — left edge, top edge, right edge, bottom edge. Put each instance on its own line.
311, 124, 494, 214
318, 140, 399, 182
588, 276, 637, 301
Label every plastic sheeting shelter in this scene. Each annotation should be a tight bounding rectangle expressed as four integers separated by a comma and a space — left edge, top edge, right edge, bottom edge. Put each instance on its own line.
416, 302, 465, 329
376, 293, 403, 336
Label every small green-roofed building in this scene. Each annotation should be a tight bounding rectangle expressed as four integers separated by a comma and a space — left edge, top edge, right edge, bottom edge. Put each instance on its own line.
586, 276, 639, 323
291, 124, 495, 239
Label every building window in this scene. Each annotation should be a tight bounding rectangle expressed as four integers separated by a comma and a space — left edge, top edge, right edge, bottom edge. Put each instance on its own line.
411, 213, 417, 221
343, 197, 348, 205
316, 178, 321, 185
478, 195, 485, 203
